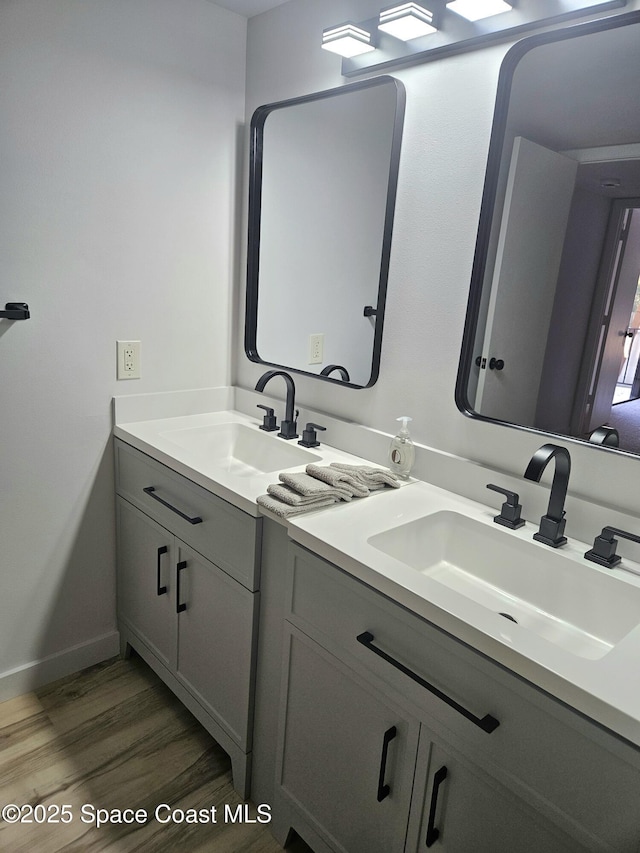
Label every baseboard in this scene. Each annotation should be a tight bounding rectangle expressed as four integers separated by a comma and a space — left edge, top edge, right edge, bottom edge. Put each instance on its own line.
0, 631, 121, 703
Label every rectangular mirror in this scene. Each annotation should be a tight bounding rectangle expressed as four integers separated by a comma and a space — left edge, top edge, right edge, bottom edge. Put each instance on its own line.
456, 11, 640, 455
244, 76, 405, 388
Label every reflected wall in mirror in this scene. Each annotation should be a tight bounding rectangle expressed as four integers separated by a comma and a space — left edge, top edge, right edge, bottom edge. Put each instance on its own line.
245, 76, 405, 388
457, 11, 640, 455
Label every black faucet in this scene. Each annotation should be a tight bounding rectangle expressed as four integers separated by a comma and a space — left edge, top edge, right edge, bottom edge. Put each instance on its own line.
523, 443, 571, 547
255, 370, 298, 439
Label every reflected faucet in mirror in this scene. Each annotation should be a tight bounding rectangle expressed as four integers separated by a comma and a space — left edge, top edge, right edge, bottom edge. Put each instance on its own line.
255, 370, 299, 440
320, 364, 351, 382
588, 426, 620, 447
456, 11, 640, 457
524, 444, 571, 548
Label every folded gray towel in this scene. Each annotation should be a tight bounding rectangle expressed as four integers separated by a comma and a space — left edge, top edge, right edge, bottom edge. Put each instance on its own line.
329, 462, 401, 490
279, 471, 355, 501
305, 463, 370, 497
257, 493, 337, 518
268, 482, 346, 506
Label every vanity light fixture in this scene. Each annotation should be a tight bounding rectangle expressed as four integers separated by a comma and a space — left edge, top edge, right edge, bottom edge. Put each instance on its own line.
378, 3, 437, 40
446, 0, 512, 20
335, 1, 628, 76
321, 23, 375, 57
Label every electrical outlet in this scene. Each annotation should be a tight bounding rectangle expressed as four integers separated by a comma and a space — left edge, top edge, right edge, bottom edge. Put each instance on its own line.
117, 340, 141, 379
309, 333, 324, 364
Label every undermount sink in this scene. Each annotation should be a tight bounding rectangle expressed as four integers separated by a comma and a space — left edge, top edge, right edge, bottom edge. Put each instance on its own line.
367, 510, 640, 660
159, 421, 321, 477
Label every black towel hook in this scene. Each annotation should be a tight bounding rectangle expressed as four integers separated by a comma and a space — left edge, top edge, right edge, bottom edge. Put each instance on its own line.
1, 303, 30, 320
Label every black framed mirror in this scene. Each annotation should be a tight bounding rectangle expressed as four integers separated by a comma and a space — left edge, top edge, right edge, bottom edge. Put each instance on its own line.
456, 10, 640, 455
244, 76, 405, 389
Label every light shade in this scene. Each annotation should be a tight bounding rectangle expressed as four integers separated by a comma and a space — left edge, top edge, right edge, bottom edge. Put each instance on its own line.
446, 0, 513, 21
378, 3, 437, 41
322, 23, 375, 57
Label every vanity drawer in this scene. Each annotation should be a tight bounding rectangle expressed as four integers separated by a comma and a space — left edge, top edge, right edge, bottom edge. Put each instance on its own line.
286, 544, 528, 744
287, 544, 640, 851
115, 439, 260, 591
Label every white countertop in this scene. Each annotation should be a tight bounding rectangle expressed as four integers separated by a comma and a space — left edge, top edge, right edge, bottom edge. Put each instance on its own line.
113, 402, 640, 750
113, 409, 409, 517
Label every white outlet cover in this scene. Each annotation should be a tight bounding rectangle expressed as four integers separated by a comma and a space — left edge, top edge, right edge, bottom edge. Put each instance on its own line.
117, 340, 141, 380
309, 333, 324, 365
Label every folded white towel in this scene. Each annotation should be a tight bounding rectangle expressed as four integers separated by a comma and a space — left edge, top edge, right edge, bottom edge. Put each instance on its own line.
305, 463, 370, 497
329, 462, 401, 490
257, 493, 336, 518
279, 471, 355, 501
268, 482, 346, 506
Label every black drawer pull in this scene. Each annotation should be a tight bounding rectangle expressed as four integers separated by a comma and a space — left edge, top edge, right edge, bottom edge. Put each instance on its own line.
377, 725, 397, 802
426, 765, 448, 847
143, 486, 203, 525
157, 545, 168, 596
356, 632, 499, 734
176, 561, 187, 613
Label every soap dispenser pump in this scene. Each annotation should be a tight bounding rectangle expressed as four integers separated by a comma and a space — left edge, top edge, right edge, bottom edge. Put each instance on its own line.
388, 416, 414, 480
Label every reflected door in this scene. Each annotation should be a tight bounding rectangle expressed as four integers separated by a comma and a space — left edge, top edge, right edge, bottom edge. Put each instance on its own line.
586, 206, 640, 430
474, 136, 577, 423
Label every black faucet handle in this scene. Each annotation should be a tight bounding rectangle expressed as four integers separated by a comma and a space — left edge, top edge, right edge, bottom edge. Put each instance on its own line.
299, 422, 326, 449
256, 404, 278, 432
486, 484, 525, 529
585, 526, 640, 568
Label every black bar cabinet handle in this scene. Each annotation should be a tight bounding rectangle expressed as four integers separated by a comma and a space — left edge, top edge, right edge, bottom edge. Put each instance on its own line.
156, 545, 168, 596
143, 487, 203, 525
176, 561, 187, 613
425, 765, 448, 847
356, 632, 499, 734
376, 725, 397, 802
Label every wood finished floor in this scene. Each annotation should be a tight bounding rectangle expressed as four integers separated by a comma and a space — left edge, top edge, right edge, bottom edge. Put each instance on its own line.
0, 655, 310, 852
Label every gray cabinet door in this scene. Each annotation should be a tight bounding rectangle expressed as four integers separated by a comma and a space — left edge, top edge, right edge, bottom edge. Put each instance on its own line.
174, 541, 256, 751
408, 738, 583, 853
116, 498, 177, 670
277, 627, 419, 853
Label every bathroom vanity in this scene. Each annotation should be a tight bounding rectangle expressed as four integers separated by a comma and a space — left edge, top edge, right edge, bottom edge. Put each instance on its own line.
112, 404, 384, 799
113, 399, 640, 853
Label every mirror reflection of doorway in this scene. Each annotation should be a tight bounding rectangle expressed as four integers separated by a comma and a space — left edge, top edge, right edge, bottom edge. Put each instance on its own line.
578, 203, 640, 433
584, 202, 640, 453
614, 273, 640, 403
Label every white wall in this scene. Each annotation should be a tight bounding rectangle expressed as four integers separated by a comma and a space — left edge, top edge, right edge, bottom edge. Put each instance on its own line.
235, 0, 640, 517
0, 0, 246, 697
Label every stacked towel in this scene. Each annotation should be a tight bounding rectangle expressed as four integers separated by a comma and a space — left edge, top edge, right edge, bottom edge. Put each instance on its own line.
256, 493, 336, 518
278, 471, 355, 501
329, 462, 401, 490
256, 470, 349, 518
257, 462, 400, 518
304, 463, 370, 497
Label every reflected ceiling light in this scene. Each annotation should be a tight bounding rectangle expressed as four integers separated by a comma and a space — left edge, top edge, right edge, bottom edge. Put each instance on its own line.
322, 23, 375, 57
378, 3, 437, 41
446, 0, 513, 21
